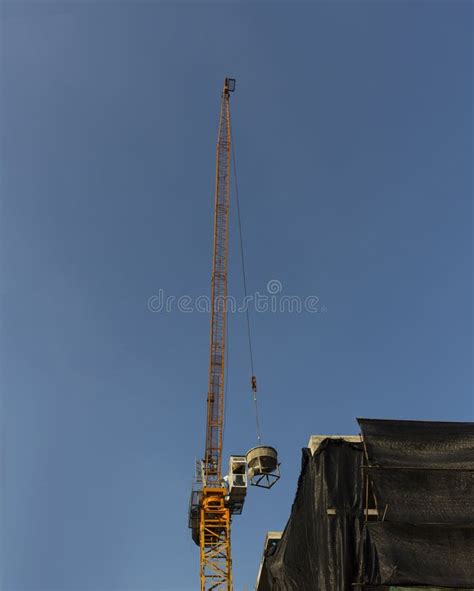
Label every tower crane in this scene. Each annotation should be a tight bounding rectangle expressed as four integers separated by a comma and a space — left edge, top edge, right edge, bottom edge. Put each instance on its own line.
188, 78, 280, 591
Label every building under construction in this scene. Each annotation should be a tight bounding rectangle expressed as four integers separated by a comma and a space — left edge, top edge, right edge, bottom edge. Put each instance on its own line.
256, 418, 474, 591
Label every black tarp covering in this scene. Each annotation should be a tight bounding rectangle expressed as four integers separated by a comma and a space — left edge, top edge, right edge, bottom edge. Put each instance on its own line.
258, 439, 365, 591
358, 419, 474, 588
360, 522, 474, 587
363, 466, 474, 524
358, 419, 474, 469
257, 421, 474, 590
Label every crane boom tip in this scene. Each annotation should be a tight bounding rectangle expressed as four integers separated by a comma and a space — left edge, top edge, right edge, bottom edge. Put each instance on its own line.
224, 78, 236, 93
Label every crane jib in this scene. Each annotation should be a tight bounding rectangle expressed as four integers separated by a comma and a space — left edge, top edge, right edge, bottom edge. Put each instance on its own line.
191, 77, 279, 591
204, 80, 233, 486
198, 77, 236, 591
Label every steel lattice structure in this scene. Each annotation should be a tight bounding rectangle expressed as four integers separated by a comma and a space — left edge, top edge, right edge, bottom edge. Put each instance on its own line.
200, 77, 235, 591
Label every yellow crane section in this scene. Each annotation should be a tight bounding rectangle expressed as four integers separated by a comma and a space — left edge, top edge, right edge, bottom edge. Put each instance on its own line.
200, 76, 235, 591
188, 77, 279, 591
204, 77, 234, 488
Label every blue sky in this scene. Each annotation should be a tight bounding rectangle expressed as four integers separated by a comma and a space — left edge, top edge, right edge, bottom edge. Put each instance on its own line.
1, 1, 472, 590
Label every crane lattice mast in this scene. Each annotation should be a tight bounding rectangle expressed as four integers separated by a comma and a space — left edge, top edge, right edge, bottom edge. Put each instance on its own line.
200, 76, 235, 591
204, 77, 233, 487
189, 77, 279, 591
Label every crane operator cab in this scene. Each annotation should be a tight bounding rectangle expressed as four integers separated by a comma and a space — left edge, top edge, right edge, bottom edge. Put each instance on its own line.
225, 455, 248, 515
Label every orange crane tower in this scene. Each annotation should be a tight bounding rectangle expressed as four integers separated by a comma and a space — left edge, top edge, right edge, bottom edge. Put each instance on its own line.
189, 77, 279, 591
200, 76, 235, 590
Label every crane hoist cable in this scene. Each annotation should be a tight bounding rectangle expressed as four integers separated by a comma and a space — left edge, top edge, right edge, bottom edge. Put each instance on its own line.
230, 127, 262, 445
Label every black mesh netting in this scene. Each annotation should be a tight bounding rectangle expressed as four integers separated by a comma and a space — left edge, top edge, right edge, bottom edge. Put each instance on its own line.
257, 420, 474, 590
360, 521, 474, 587
357, 419, 474, 588
258, 439, 365, 591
